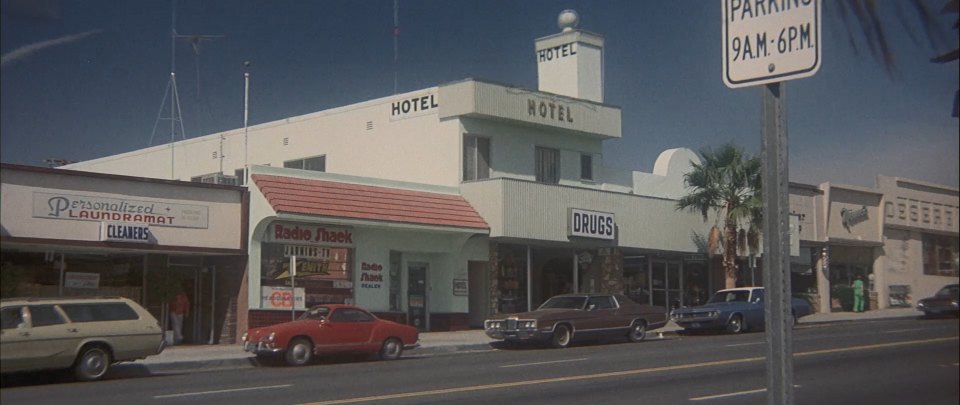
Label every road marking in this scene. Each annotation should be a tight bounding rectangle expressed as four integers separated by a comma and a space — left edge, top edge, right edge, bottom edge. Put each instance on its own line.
886, 327, 926, 333
298, 337, 958, 405
500, 358, 589, 368
689, 385, 801, 401
154, 384, 293, 399
724, 342, 764, 347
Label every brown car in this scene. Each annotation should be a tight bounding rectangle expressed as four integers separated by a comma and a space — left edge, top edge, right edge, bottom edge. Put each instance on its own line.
484, 294, 668, 348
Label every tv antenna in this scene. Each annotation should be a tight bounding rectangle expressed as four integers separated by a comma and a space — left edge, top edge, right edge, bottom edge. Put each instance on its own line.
178, 31, 224, 137
149, 0, 187, 180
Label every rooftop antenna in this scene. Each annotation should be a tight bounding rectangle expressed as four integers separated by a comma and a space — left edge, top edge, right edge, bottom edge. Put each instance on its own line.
148, 0, 187, 180
177, 31, 224, 137
393, 0, 399, 94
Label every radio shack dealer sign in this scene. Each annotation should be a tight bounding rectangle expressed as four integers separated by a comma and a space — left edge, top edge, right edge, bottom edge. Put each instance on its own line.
722, 0, 821, 88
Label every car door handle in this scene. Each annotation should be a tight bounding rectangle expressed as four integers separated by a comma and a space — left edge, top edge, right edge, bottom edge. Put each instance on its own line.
68, 328, 79, 333
19, 332, 30, 337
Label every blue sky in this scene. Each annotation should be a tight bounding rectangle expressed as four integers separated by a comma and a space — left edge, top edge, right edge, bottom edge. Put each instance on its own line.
1, 0, 958, 188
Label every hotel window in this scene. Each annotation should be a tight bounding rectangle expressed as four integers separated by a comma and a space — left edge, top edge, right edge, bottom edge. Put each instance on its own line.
284, 155, 326, 172
922, 234, 959, 277
463, 135, 490, 181
580, 153, 593, 181
535, 147, 560, 184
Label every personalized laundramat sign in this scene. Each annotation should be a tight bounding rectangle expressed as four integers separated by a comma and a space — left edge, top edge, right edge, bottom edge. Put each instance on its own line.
33, 192, 209, 228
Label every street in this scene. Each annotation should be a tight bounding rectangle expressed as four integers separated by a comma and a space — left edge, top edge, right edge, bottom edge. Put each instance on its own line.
2, 317, 957, 405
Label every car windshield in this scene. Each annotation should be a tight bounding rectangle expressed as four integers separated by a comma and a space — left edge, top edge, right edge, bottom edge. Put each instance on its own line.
707, 290, 752, 304
935, 285, 958, 297
298, 306, 330, 320
538, 296, 587, 310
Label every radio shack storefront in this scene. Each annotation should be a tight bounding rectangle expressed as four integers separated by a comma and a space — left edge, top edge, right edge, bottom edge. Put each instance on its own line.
0, 164, 248, 344
246, 169, 489, 332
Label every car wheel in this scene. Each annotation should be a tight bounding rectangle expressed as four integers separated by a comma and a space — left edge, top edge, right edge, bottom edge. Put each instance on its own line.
551, 324, 572, 349
284, 338, 313, 366
74, 346, 111, 381
726, 315, 744, 334
627, 320, 647, 343
379, 338, 403, 360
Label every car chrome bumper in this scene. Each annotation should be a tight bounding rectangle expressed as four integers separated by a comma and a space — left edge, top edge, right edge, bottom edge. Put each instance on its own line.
485, 329, 548, 341
243, 341, 283, 354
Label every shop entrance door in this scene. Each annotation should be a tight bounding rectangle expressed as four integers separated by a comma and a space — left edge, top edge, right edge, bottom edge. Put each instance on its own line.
407, 264, 428, 331
651, 260, 682, 310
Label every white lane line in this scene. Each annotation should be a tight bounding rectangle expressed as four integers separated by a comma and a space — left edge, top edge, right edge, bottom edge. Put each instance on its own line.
690, 385, 800, 402
724, 342, 764, 347
883, 328, 925, 334
500, 358, 589, 368
154, 384, 293, 399
689, 388, 766, 401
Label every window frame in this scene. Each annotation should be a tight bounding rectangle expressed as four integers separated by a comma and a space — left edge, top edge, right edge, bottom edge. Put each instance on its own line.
580, 153, 594, 181
283, 155, 327, 172
535, 146, 560, 184
462, 134, 490, 182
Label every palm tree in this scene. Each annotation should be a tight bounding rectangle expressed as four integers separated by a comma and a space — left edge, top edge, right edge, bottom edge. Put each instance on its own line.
677, 144, 762, 289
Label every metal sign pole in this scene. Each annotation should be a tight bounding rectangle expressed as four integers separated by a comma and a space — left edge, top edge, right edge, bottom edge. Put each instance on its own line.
290, 255, 297, 321
762, 82, 793, 405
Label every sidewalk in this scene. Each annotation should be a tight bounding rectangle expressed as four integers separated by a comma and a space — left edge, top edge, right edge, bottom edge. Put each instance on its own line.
130, 307, 924, 374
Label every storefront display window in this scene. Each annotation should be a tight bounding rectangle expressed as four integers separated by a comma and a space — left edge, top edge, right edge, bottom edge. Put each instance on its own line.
922, 234, 959, 277
683, 258, 709, 306
260, 243, 353, 307
496, 245, 527, 313
0, 252, 144, 302
623, 256, 649, 304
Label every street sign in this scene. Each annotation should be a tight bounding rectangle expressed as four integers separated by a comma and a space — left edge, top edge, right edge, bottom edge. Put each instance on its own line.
722, 0, 821, 88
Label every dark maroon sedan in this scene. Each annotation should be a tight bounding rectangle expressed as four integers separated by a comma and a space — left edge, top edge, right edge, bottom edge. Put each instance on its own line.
484, 294, 668, 348
917, 284, 959, 318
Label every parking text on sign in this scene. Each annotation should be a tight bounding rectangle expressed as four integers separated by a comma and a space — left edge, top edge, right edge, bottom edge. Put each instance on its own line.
722, 0, 821, 88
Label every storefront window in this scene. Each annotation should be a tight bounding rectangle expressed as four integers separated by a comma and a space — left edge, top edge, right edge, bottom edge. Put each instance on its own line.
496, 244, 527, 313
683, 258, 709, 306
261, 243, 353, 307
0, 252, 143, 302
623, 256, 649, 304
922, 234, 959, 277
791, 247, 818, 294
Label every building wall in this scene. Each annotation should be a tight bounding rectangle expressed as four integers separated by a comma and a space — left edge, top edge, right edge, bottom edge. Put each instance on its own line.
63, 88, 461, 187
876, 176, 960, 305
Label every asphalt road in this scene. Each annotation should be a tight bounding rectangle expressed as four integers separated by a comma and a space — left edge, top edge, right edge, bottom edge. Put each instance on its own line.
2, 317, 957, 405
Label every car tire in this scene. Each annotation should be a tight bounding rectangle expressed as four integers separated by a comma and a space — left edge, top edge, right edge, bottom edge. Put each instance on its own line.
284, 338, 313, 366
551, 324, 572, 349
379, 338, 403, 361
74, 346, 111, 381
726, 315, 744, 334
627, 320, 647, 343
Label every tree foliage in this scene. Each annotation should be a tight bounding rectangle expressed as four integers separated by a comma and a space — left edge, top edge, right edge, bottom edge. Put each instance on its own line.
677, 144, 762, 289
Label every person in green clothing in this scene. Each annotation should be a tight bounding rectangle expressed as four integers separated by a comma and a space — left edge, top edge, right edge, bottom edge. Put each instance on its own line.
853, 276, 865, 313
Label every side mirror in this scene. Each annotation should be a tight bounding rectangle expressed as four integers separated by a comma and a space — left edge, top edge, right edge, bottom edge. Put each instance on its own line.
587, 304, 597, 311
318, 317, 329, 327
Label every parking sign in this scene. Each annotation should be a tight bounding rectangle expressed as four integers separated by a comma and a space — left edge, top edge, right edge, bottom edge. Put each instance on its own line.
722, 0, 821, 88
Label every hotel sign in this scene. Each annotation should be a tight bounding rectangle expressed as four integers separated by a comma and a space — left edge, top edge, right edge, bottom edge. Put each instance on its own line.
33, 192, 209, 228
568, 208, 615, 240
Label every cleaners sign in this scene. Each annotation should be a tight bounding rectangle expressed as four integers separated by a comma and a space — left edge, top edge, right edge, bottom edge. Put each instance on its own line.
100, 222, 152, 243
568, 208, 615, 240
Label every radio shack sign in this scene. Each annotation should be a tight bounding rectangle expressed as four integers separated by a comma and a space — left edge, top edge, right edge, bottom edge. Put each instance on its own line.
722, 0, 821, 88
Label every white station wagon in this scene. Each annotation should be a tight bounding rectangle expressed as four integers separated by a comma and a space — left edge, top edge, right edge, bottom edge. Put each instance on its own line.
1, 296, 165, 381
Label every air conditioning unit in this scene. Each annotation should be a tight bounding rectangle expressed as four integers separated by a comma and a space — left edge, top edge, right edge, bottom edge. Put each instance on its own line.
199, 174, 238, 186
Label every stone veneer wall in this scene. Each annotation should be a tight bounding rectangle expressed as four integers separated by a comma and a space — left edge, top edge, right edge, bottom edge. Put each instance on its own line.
598, 248, 625, 294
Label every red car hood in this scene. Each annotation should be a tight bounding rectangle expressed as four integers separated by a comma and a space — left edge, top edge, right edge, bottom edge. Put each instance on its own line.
246, 319, 317, 341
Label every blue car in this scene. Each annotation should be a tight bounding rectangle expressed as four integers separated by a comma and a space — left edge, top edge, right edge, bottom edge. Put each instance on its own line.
672, 287, 812, 333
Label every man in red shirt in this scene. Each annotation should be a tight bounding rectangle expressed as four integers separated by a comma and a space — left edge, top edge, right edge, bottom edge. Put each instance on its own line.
170, 290, 190, 344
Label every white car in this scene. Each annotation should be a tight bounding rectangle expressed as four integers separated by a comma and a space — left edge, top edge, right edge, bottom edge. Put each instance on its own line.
1, 296, 165, 381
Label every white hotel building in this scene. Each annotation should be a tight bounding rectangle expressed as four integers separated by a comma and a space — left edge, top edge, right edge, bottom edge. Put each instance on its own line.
3, 12, 953, 339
